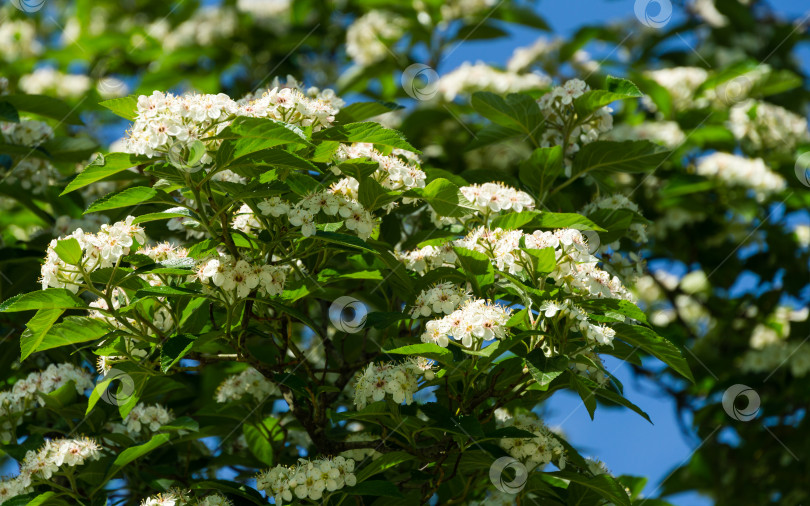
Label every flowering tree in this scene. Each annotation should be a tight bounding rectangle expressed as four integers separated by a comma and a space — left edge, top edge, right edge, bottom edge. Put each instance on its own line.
0, 0, 807, 505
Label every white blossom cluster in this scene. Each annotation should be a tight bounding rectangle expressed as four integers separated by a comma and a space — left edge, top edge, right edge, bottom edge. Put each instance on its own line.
140, 490, 231, 506
256, 456, 357, 505
196, 254, 288, 301
507, 37, 562, 72
460, 182, 535, 214
396, 242, 458, 275
436, 62, 549, 102
421, 299, 512, 348
111, 403, 174, 437
538, 299, 617, 347
694, 152, 786, 202
538, 79, 613, 174
0, 437, 102, 503
1, 119, 54, 147
434, 0, 497, 21
340, 432, 382, 462
411, 282, 468, 318
247, 189, 376, 240
644, 67, 709, 111
145, 7, 238, 51
345, 10, 406, 66
334, 143, 427, 195
215, 367, 280, 403
570, 350, 610, 387
40, 216, 146, 293
19, 67, 93, 99
244, 75, 345, 111
741, 341, 810, 377
456, 227, 635, 301
0, 20, 42, 61
353, 358, 434, 409
236, 0, 291, 25
729, 99, 809, 153
495, 410, 566, 471
124, 86, 338, 161
53, 214, 110, 237
0, 363, 93, 442
605, 121, 686, 149
581, 194, 648, 245
0, 119, 57, 193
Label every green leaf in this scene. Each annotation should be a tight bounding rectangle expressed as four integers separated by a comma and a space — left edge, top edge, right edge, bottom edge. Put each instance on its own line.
20, 308, 64, 360
0, 289, 85, 312
0, 94, 83, 124
419, 178, 477, 217
190, 480, 266, 505
312, 122, 419, 153
335, 159, 380, 181
218, 117, 311, 157
313, 231, 376, 253
519, 145, 563, 196
571, 140, 669, 177
34, 316, 111, 353
131, 207, 194, 224
594, 387, 652, 423
85, 186, 160, 214
470, 92, 542, 140
453, 246, 495, 295
359, 178, 400, 211
573, 76, 642, 118
226, 147, 317, 173
546, 471, 632, 506
348, 480, 400, 497
614, 323, 694, 382
336, 101, 403, 123
243, 417, 281, 466
522, 247, 556, 274
105, 433, 171, 482
490, 211, 539, 230
99, 95, 138, 121
356, 451, 415, 482
160, 334, 197, 372
580, 299, 649, 326
54, 238, 83, 265
62, 153, 148, 195
385, 343, 454, 365
526, 350, 567, 387
569, 371, 597, 419
0, 101, 19, 123
536, 212, 605, 231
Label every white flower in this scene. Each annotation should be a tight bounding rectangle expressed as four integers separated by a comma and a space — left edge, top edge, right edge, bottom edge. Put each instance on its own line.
420, 299, 511, 349
215, 367, 280, 403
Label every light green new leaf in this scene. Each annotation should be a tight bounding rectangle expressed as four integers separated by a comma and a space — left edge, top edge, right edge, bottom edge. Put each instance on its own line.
34, 316, 111, 353
20, 308, 64, 360
312, 122, 419, 152
420, 178, 477, 217
53, 238, 83, 265
99, 95, 139, 121
62, 152, 148, 195
0, 289, 85, 312
85, 186, 160, 214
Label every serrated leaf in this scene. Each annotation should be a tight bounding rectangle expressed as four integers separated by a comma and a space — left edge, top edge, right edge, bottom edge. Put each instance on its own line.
420, 178, 477, 217
100, 95, 138, 121
85, 186, 160, 214
160, 334, 197, 372
519, 145, 563, 196
526, 350, 567, 387
0, 289, 85, 312
34, 316, 111, 353
62, 152, 148, 195
572, 140, 669, 177
53, 238, 83, 265
336, 101, 403, 123
20, 308, 64, 360
312, 122, 419, 153
614, 323, 693, 382
470, 92, 542, 140
453, 246, 495, 295
385, 343, 453, 365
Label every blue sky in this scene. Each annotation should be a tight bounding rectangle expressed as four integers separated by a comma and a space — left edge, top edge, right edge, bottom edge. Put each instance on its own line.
437, 2, 808, 504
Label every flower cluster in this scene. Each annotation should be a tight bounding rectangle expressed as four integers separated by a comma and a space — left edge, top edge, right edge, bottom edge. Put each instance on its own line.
570, 349, 610, 387
147, 7, 238, 51
436, 0, 497, 21
113, 403, 174, 436
256, 456, 357, 505
741, 341, 810, 377
411, 282, 468, 317
729, 99, 809, 153
215, 367, 280, 403
0, 363, 93, 441
40, 216, 146, 292
581, 193, 648, 245
0, 438, 102, 503
496, 410, 566, 471
421, 299, 512, 348
460, 182, 535, 214
1, 119, 54, 147
345, 11, 405, 66
540, 299, 617, 346
538, 79, 613, 173
396, 242, 458, 275
140, 490, 231, 506
694, 152, 786, 202
196, 254, 288, 301
19, 67, 114, 99
644, 67, 709, 111
125, 86, 338, 161
250, 190, 377, 240
353, 358, 433, 409
455, 227, 635, 301
436, 61, 549, 102
334, 143, 427, 194
605, 121, 686, 149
